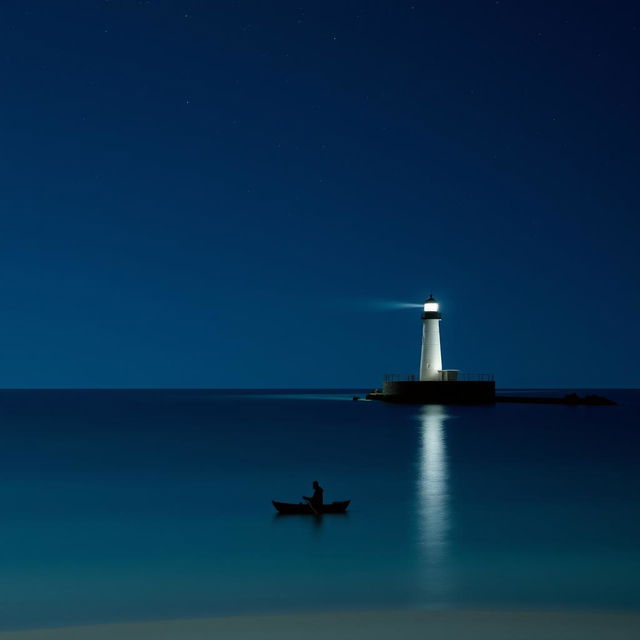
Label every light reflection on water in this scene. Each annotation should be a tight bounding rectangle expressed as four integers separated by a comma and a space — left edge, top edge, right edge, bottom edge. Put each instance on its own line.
417, 405, 451, 602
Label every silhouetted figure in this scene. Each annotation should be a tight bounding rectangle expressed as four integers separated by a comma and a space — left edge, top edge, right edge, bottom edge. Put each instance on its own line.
303, 480, 324, 510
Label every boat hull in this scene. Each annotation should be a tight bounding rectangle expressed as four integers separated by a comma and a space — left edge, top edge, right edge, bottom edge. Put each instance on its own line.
272, 500, 350, 515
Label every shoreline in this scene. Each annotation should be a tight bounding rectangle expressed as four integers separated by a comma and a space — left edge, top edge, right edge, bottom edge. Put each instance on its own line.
1, 609, 639, 640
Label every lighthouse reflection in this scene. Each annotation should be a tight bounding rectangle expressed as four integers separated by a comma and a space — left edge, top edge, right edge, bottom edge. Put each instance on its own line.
417, 405, 451, 598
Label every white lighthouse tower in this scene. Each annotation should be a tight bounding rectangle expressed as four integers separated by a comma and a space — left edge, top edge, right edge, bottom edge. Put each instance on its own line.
368, 293, 494, 403
419, 294, 443, 381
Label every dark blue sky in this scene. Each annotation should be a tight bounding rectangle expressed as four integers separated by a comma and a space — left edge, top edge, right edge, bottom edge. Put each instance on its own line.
0, 1, 638, 388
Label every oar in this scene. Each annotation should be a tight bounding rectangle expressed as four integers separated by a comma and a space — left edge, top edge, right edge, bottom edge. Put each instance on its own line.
304, 497, 320, 516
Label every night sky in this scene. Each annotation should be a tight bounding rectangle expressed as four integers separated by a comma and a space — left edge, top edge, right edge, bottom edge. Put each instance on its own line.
0, 1, 638, 388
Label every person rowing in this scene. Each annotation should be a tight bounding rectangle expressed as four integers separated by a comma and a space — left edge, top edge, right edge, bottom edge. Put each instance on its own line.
302, 480, 324, 512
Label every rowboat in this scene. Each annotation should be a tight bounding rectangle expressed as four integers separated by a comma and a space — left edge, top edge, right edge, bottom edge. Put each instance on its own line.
272, 500, 351, 515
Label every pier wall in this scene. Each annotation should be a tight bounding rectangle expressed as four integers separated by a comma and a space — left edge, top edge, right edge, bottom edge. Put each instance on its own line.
373, 380, 496, 404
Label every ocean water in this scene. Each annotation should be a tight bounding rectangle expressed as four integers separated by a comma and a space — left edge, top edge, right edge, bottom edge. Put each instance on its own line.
0, 389, 638, 630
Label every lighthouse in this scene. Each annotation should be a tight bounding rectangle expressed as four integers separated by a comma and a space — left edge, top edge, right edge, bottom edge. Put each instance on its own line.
419, 294, 443, 381
367, 292, 496, 404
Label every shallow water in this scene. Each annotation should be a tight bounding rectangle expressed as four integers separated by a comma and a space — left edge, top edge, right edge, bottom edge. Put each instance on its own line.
0, 389, 638, 630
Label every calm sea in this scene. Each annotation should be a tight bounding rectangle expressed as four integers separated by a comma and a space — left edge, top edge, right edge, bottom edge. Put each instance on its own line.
0, 389, 638, 630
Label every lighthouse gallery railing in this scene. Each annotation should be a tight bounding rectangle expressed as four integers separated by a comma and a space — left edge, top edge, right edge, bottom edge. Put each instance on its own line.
384, 373, 494, 382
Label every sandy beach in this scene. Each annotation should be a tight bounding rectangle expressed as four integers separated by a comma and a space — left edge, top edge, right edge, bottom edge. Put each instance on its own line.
1, 610, 638, 640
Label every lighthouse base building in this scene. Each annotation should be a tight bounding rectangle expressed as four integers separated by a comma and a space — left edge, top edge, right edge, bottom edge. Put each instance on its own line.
367, 295, 496, 405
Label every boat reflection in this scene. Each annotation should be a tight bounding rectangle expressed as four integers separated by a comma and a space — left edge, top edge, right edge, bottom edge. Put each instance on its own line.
417, 405, 451, 599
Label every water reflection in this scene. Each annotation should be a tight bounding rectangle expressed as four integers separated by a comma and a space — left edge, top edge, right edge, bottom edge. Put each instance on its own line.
273, 512, 325, 530
273, 511, 349, 532
417, 405, 451, 600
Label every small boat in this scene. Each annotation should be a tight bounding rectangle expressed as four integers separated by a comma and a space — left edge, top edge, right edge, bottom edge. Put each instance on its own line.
272, 500, 351, 515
